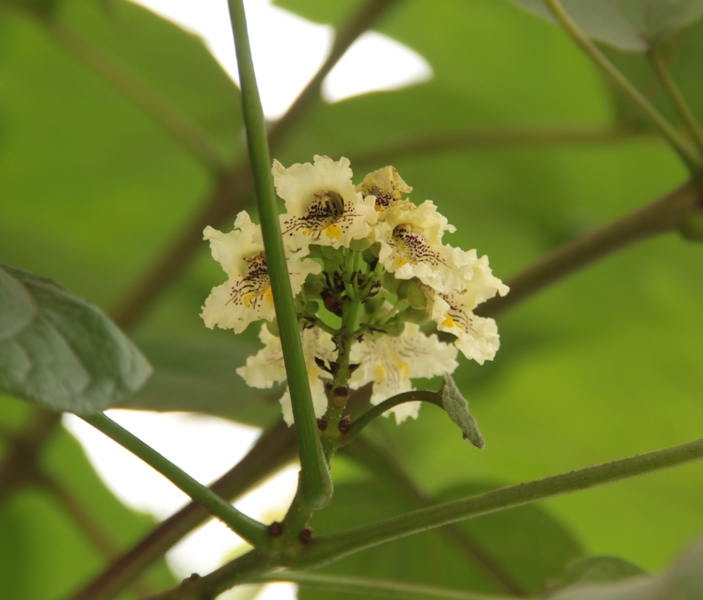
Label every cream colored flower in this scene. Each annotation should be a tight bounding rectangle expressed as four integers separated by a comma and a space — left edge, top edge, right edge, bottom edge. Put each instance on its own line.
349, 323, 459, 424
201, 211, 321, 334
273, 156, 377, 253
417, 253, 508, 363
237, 325, 336, 426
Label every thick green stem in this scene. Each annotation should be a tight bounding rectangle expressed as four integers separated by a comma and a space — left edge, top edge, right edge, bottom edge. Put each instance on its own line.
69, 421, 296, 600
542, 0, 702, 170
80, 413, 270, 549
294, 435, 703, 569
149, 435, 703, 599
226, 0, 332, 511
252, 571, 514, 600
648, 49, 703, 157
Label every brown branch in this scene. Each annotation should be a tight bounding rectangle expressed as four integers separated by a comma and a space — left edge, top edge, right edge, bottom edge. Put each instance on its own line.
352, 125, 643, 167
478, 176, 703, 318
0, 408, 62, 504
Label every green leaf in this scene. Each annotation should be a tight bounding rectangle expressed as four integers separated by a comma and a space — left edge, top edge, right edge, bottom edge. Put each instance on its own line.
547, 556, 647, 594
299, 479, 582, 599
441, 374, 485, 449
117, 337, 281, 427
0, 263, 151, 413
546, 534, 703, 599
509, 0, 703, 52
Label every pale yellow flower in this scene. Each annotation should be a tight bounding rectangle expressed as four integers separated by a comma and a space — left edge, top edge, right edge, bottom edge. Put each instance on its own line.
201, 211, 321, 334
273, 156, 377, 254
349, 323, 459, 424
237, 325, 336, 426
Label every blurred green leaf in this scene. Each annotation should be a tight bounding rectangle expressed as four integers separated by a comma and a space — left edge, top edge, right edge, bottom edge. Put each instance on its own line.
508, 0, 703, 52
0, 264, 151, 413
299, 480, 582, 599
547, 555, 647, 594
546, 533, 703, 599
118, 337, 281, 427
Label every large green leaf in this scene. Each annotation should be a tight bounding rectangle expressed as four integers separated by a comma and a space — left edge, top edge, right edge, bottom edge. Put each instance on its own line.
508, 0, 703, 52
299, 480, 582, 599
117, 337, 281, 427
0, 264, 151, 413
0, 0, 242, 316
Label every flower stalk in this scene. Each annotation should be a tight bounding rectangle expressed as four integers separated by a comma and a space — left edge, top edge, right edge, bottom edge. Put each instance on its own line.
226, 0, 333, 511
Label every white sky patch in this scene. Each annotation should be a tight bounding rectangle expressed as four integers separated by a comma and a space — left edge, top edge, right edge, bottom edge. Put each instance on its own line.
63, 412, 298, 591
130, 0, 432, 118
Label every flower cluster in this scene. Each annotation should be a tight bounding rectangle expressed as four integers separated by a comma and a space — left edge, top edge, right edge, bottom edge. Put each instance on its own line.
202, 156, 508, 425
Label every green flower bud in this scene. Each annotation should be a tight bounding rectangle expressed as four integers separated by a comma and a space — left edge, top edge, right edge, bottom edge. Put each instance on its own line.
363, 292, 386, 315
404, 279, 428, 310
402, 307, 431, 325
266, 319, 280, 337
382, 272, 400, 294
303, 300, 320, 316
385, 319, 405, 337
349, 238, 371, 252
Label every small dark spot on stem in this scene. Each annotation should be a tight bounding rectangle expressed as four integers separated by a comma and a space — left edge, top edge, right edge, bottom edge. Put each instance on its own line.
339, 415, 352, 434
317, 418, 328, 431
268, 521, 284, 537
333, 385, 349, 398
299, 528, 313, 544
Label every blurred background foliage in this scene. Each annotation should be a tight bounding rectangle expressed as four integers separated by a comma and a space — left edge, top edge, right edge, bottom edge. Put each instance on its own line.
1, 0, 703, 598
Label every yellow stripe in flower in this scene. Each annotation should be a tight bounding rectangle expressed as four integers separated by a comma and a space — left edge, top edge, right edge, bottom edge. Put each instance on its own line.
324, 223, 342, 240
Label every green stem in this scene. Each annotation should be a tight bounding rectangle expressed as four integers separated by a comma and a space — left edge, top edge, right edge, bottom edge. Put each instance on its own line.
149, 435, 703, 599
252, 571, 514, 600
79, 413, 270, 549
294, 435, 703, 569
226, 0, 332, 510
342, 391, 441, 446
345, 440, 527, 596
542, 0, 702, 170
69, 421, 296, 600
477, 176, 703, 317
647, 48, 703, 157
43, 20, 228, 173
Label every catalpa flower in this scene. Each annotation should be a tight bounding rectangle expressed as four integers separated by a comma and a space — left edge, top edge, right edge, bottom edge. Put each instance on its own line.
349, 323, 459, 424
273, 156, 377, 254
237, 325, 336, 426
201, 211, 321, 334
429, 256, 509, 363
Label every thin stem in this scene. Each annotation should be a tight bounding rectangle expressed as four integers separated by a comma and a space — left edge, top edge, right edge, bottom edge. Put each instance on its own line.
226, 0, 332, 511
345, 440, 527, 596
44, 20, 228, 173
648, 49, 703, 157
252, 571, 514, 600
477, 176, 703, 318
342, 390, 441, 446
295, 435, 703, 569
352, 125, 641, 167
69, 421, 296, 600
542, 0, 702, 170
79, 413, 270, 549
